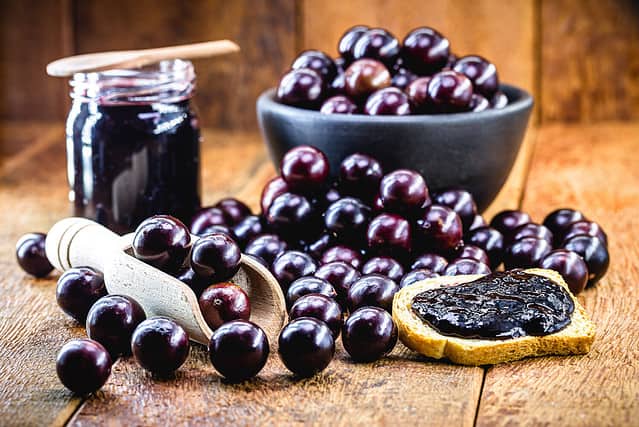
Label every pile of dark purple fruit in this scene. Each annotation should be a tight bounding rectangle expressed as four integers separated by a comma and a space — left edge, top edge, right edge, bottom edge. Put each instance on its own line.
16, 216, 269, 395
15, 145, 610, 393
276, 25, 507, 115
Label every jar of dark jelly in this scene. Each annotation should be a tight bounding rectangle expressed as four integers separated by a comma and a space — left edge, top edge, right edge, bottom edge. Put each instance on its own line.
66, 59, 201, 233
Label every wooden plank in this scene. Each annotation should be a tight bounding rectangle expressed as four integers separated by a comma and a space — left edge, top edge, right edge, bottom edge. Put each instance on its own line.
73, 0, 296, 131
0, 124, 270, 426
0, 124, 80, 427
0, 122, 534, 426
539, 0, 639, 122
0, 0, 72, 121
476, 122, 639, 426
300, 0, 535, 95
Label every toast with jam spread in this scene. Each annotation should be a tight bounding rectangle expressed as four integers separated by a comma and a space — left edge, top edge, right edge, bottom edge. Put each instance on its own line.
392, 268, 596, 365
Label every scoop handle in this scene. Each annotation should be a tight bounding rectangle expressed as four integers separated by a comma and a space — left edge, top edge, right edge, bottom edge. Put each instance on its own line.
45, 217, 121, 272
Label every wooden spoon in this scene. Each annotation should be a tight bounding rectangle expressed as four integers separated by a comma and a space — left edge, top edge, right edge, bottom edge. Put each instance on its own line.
46, 40, 240, 77
45, 217, 286, 346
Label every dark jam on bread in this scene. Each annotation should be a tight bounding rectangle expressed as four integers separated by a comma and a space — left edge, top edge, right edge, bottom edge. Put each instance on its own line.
411, 270, 575, 340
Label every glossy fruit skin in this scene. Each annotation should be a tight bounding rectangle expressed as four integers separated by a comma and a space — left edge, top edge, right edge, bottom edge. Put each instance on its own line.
324, 197, 371, 244
278, 317, 335, 378
366, 213, 412, 259
490, 91, 508, 109
175, 266, 210, 296
199, 283, 251, 330
344, 59, 391, 100
391, 69, 418, 91
503, 237, 552, 269
199, 224, 236, 241
456, 245, 490, 266
542, 208, 586, 238
56, 339, 112, 395
433, 188, 477, 231
416, 205, 463, 253
320, 245, 363, 270
468, 215, 487, 231
244, 234, 288, 267
490, 209, 532, 238
453, 55, 499, 98
16, 232, 53, 277
209, 320, 269, 381
280, 145, 330, 193
232, 215, 265, 248
86, 295, 146, 357
406, 77, 432, 113
411, 253, 448, 274
214, 198, 251, 226
342, 307, 398, 362
265, 193, 315, 240
560, 220, 608, 247
379, 169, 429, 216
56, 267, 107, 323
330, 70, 346, 95
469, 94, 490, 112
401, 27, 450, 75
191, 207, 227, 236
339, 153, 384, 201
132, 215, 191, 274
509, 223, 554, 246
338, 25, 369, 63
277, 68, 324, 109
313, 187, 342, 210
563, 235, 609, 286
286, 277, 337, 309
271, 250, 318, 288
260, 177, 289, 214
314, 261, 361, 302
364, 87, 411, 115
465, 226, 505, 268
361, 256, 404, 282
291, 50, 337, 82
400, 268, 438, 288
347, 274, 399, 313
352, 28, 400, 67
131, 317, 190, 374
190, 233, 241, 283
444, 258, 492, 276
289, 294, 343, 338
305, 233, 336, 260
320, 95, 358, 114
426, 71, 473, 113
540, 249, 589, 294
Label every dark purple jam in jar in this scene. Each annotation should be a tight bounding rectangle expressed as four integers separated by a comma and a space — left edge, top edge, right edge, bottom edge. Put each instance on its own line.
66, 60, 201, 233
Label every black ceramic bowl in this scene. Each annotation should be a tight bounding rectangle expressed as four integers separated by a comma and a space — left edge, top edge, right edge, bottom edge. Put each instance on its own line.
257, 85, 533, 212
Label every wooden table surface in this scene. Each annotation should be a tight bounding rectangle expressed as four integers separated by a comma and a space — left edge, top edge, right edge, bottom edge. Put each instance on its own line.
1, 121, 638, 427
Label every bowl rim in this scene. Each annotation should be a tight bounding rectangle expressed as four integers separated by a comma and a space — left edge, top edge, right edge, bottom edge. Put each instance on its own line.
257, 83, 533, 123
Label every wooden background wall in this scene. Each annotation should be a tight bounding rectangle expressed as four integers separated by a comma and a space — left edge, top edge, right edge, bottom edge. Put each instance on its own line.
1, 0, 638, 130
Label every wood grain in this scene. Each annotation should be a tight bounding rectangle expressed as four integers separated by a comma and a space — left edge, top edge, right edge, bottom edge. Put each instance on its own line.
539, 0, 639, 122
300, 0, 536, 95
73, 0, 296, 130
0, 0, 72, 121
476, 122, 639, 426
0, 125, 271, 426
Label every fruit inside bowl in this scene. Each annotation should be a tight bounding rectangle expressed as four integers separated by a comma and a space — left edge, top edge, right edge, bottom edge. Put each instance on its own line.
257, 25, 533, 211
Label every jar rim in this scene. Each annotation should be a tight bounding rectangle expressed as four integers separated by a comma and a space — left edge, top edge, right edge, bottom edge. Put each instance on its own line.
70, 59, 196, 105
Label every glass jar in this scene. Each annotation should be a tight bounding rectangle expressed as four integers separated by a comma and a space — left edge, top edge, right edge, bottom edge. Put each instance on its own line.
66, 59, 201, 233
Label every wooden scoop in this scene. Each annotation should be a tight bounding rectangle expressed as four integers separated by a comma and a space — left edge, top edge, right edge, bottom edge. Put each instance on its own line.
45, 217, 286, 346
46, 40, 240, 77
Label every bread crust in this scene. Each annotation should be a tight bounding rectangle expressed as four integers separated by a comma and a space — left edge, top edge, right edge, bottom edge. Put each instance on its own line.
392, 268, 596, 365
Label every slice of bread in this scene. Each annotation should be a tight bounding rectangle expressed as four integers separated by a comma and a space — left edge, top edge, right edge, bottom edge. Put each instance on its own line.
392, 268, 596, 365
